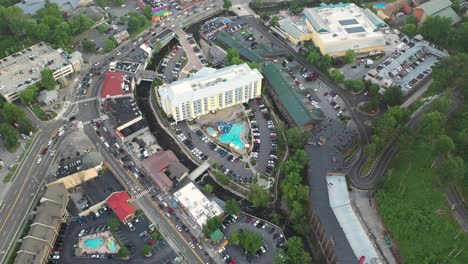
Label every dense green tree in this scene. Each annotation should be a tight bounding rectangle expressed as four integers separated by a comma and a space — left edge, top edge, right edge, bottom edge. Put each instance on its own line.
403, 23, 417, 37
430, 53, 468, 93
226, 48, 244, 65
418, 16, 452, 47
223, 0, 232, 10
368, 83, 380, 97
285, 127, 311, 150
248, 184, 269, 208
306, 50, 321, 65
382, 86, 403, 106
225, 199, 240, 216
143, 5, 152, 20
281, 171, 302, 202
275, 237, 312, 264
344, 79, 364, 93
202, 216, 222, 235
228, 230, 241, 245
69, 14, 95, 35
270, 16, 280, 26
40, 68, 56, 90
143, 245, 152, 257
203, 184, 213, 194
431, 95, 451, 114
418, 111, 445, 141
239, 231, 262, 254
438, 157, 465, 186
330, 69, 345, 83
96, 0, 109, 8
293, 149, 308, 167
387, 106, 410, 124
127, 12, 150, 35
0, 124, 19, 149
433, 134, 455, 156
108, 217, 120, 231
82, 39, 97, 53
405, 15, 417, 25
104, 38, 117, 52
343, 49, 356, 64
18, 84, 39, 105
118, 247, 130, 258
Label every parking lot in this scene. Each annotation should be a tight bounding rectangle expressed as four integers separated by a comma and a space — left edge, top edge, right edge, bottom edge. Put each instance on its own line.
158, 43, 187, 82
54, 208, 176, 264
220, 213, 284, 264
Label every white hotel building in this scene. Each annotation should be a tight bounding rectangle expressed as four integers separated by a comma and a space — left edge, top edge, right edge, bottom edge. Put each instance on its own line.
157, 63, 263, 122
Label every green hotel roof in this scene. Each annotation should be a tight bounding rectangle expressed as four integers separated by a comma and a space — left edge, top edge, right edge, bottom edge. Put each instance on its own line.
263, 63, 325, 127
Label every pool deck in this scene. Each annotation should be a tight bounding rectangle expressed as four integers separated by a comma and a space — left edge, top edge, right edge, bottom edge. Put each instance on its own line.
78, 231, 120, 255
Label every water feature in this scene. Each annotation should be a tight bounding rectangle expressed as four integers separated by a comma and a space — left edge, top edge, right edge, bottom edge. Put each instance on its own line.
107, 238, 117, 251
219, 123, 245, 148
84, 238, 104, 249
374, 2, 388, 9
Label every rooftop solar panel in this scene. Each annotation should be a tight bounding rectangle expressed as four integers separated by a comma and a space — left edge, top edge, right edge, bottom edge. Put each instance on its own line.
345, 26, 366, 33
339, 19, 358, 26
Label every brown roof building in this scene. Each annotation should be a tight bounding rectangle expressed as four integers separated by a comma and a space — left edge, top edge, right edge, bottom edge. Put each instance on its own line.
377, 0, 412, 19
14, 183, 69, 264
142, 150, 189, 192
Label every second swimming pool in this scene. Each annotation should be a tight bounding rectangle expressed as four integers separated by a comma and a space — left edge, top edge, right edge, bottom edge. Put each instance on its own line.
219, 123, 245, 149
84, 238, 104, 250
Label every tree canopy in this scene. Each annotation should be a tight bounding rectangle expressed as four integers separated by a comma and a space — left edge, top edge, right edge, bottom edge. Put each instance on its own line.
225, 198, 240, 216
275, 236, 312, 264
248, 184, 269, 208
0, 124, 19, 150
382, 86, 403, 106
18, 84, 39, 104
202, 216, 223, 235
40, 68, 56, 90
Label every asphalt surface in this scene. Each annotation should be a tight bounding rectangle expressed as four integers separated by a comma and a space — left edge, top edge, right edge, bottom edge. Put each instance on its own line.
0, 2, 225, 263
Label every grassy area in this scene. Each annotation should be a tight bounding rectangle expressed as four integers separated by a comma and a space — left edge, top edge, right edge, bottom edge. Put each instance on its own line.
376, 140, 468, 263
31, 105, 56, 121
3, 131, 39, 183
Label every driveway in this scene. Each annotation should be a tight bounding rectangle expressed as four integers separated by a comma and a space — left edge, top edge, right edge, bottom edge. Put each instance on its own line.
248, 100, 274, 174
175, 28, 203, 79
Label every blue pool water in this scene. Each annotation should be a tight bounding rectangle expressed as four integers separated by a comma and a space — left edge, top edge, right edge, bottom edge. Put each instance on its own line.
107, 239, 117, 251
374, 2, 387, 9
84, 238, 104, 249
219, 124, 244, 148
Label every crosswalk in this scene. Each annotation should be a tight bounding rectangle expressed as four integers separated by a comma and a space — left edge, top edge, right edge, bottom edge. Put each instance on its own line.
135, 186, 155, 200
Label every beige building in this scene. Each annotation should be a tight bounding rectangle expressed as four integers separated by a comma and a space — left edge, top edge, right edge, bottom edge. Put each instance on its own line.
14, 183, 69, 264
276, 3, 387, 57
157, 63, 263, 122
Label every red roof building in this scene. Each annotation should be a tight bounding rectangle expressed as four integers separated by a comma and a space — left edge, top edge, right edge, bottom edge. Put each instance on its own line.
100, 72, 135, 100
106, 192, 135, 223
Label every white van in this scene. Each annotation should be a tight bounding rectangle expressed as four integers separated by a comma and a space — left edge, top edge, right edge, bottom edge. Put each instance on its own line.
104, 142, 110, 148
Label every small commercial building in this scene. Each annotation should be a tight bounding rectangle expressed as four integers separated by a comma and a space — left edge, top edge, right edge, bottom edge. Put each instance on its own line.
173, 182, 224, 227
376, 0, 412, 20
106, 192, 135, 224
103, 97, 149, 142
16, 0, 80, 15
413, 0, 461, 26
276, 17, 312, 45
37, 90, 58, 105
14, 183, 69, 264
157, 63, 263, 122
113, 30, 130, 45
142, 150, 189, 192
0, 42, 82, 102
100, 72, 135, 101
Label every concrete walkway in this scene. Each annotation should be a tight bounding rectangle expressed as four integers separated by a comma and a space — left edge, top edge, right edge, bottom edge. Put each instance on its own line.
350, 190, 397, 264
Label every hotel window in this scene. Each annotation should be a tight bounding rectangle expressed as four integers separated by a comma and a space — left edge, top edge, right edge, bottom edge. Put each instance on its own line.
225, 91, 233, 105
203, 97, 208, 112
194, 100, 202, 115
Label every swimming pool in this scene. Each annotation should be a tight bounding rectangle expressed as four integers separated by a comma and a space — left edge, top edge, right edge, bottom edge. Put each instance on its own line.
107, 238, 117, 251
207, 127, 217, 136
84, 238, 104, 250
374, 2, 387, 9
219, 123, 244, 149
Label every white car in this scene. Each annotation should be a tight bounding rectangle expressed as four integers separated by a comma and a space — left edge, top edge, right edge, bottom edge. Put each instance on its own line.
36, 157, 42, 164
188, 242, 195, 248
253, 220, 260, 227
127, 222, 135, 231
47, 140, 53, 146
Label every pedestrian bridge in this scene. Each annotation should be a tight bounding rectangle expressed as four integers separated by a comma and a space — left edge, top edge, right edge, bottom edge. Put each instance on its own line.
188, 161, 211, 181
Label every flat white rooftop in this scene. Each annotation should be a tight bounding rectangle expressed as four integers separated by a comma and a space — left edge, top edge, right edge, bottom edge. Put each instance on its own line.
326, 174, 383, 264
0, 42, 70, 96
304, 3, 386, 53
159, 63, 262, 106
174, 182, 223, 227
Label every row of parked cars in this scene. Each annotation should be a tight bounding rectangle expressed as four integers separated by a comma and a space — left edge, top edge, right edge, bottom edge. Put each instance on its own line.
176, 130, 209, 161
48, 223, 71, 262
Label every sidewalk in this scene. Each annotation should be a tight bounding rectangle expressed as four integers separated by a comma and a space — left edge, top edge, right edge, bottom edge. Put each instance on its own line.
350, 190, 397, 264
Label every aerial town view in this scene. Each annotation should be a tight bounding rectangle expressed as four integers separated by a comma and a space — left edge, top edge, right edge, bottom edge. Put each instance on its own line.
0, 0, 467, 263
